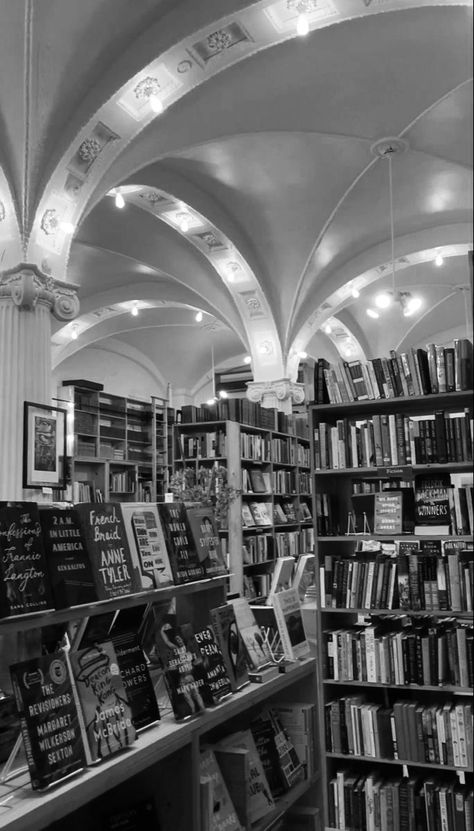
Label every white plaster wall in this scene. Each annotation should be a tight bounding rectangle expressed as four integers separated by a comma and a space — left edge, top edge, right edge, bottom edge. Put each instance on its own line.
52, 346, 166, 402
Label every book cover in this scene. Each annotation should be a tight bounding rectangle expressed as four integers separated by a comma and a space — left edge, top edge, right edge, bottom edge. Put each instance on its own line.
271, 587, 310, 662
267, 556, 295, 600
0, 502, 54, 617
229, 597, 273, 671
38, 505, 98, 608
250, 708, 304, 798
68, 640, 137, 763
249, 469, 269, 494
273, 502, 288, 524
293, 553, 315, 603
414, 474, 452, 533
215, 729, 275, 824
241, 502, 256, 527
199, 748, 244, 831
184, 505, 228, 578
120, 502, 174, 589
110, 629, 160, 731
249, 502, 273, 527
9, 650, 86, 790
193, 625, 233, 705
154, 613, 213, 720
74, 502, 142, 600
209, 604, 249, 692
157, 502, 206, 584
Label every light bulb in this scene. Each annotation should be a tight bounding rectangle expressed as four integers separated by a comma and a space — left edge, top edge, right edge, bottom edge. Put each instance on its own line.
351, 287, 360, 298
71, 326, 78, 340
298, 351, 308, 359
296, 13, 310, 36
206, 398, 217, 406
366, 308, 380, 319
60, 221, 75, 233
195, 311, 203, 322
131, 303, 139, 317
149, 95, 164, 114
219, 390, 228, 399
115, 192, 125, 209
324, 324, 332, 334
180, 217, 189, 233
375, 292, 392, 309
403, 296, 422, 316
243, 355, 252, 365
435, 253, 444, 267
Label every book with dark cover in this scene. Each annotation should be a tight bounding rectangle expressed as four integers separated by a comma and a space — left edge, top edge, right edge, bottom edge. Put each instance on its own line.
109, 629, 160, 731
74, 502, 141, 600
157, 502, 205, 584
184, 505, 227, 578
200, 748, 244, 831
154, 613, 213, 720
68, 640, 137, 763
250, 708, 303, 799
102, 799, 160, 831
10, 650, 86, 789
193, 625, 233, 705
249, 469, 268, 494
39, 505, 98, 608
120, 502, 174, 589
414, 474, 452, 533
0, 502, 54, 617
209, 604, 249, 692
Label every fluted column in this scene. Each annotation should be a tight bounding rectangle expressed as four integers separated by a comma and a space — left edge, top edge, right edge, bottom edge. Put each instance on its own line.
246, 378, 305, 414
0, 264, 79, 499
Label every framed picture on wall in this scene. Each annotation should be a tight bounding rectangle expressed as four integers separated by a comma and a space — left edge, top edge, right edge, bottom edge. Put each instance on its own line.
23, 401, 67, 489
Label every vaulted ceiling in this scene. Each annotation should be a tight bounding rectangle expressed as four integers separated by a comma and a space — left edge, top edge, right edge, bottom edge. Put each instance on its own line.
0, 0, 472, 401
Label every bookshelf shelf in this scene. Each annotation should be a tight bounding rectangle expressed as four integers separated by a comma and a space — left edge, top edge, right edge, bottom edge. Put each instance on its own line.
322, 680, 473, 695
326, 752, 473, 773
318, 607, 473, 618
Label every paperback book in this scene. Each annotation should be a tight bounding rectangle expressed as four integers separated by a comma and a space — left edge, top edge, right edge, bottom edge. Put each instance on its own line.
209, 604, 249, 692
154, 613, 213, 720
267, 556, 295, 601
157, 502, 205, 584
0, 502, 54, 617
214, 729, 275, 824
193, 625, 233, 705
109, 626, 160, 732
271, 587, 310, 662
10, 650, 86, 789
414, 473, 452, 535
229, 598, 273, 671
250, 707, 304, 798
39, 505, 98, 608
185, 505, 228, 578
120, 502, 174, 589
199, 748, 244, 831
293, 553, 316, 603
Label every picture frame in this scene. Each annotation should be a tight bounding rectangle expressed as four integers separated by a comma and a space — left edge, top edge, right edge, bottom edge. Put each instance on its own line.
23, 401, 67, 489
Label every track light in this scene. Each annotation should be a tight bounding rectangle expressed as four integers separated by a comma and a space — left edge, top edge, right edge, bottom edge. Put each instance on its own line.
324, 324, 332, 334
71, 325, 79, 340
115, 191, 125, 209
351, 287, 360, 298
243, 355, 252, 365
296, 13, 310, 35
435, 252, 444, 267
60, 221, 75, 233
195, 311, 203, 322
375, 292, 392, 309
131, 303, 139, 317
149, 95, 164, 114
298, 351, 308, 359
366, 308, 380, 319
219, 390, 228, 399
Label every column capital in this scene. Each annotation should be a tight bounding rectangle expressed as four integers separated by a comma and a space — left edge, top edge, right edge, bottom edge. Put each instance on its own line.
0, 262, 80, 321
247, 378, 305, 414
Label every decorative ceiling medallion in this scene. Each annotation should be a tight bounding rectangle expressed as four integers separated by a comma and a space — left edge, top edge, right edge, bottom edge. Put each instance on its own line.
192, 230, 227, 251
40, 209, 60, 236
134, 76, 160, 100
240, 290, 265, 319
177, 59, 193, 74
138, 190, 168, 207
0, 200, 5, 222
264, 0, 337, 33
258, 340, 274, 355
64, 173, 83, 200
68, 122, 120, 178
191, 22, 251, 64
162, 208, 203, 232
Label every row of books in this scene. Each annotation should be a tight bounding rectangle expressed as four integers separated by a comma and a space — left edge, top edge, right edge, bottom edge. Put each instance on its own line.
274, 527, 314, 559
313, 338, 473, 404
320, 539, 473, 612
313, 409, 473, 470
328, 769, 473, 831
109, 469, 136, 493
323, 619, 473, 688
179, 398, 309, 437
241, 467, 312, 496
176, 429, 227, 459
0, 500, 229, 618
72, 481, 104, 502
240, 431, 271, 461
325, 697, 473, 768
243, 554, 315, 604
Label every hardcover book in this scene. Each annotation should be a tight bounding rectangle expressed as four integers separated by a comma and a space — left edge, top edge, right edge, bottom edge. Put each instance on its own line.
185, 505, 228, 578
267, 556, 295, 601
110, 627, 160, 731
209, 603, 249, 692
120, 502, 174, 589
68, 640, 137, 763
0, 502, 54, 617
74, 502, 141, 600
157, 502, 205, 584
38, 505, 98, 608
229, 598, 273, 671
293, 553, 316, 603
193, 625, 233, 705
249, 501, 273, 527
271, 587, 310, 662
414, 473, 452, 534
250, 707, 304, 798
249, 469, 268, 494
199, 748, 244, 831
154, 613, 213, 720
214, 729, 275, 824
9, 650, 86, 790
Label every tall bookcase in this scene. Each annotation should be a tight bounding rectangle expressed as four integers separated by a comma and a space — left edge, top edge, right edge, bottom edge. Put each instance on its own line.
310, 390, 473, 830
61, 384, 172, 504
173, 417, 314, 597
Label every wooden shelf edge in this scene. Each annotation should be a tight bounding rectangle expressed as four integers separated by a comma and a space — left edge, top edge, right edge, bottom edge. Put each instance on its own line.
326, 752, 474, 772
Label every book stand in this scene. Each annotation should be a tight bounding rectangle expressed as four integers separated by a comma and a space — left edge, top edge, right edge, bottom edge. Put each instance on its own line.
0, 733, 27, 784
345, 511, 371, 535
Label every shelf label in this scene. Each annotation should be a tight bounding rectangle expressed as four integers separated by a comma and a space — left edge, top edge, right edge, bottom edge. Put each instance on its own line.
402, 765, 409, 778
381, 466, 414, 480
457, 770, 466, 784
374, 492, 403, 535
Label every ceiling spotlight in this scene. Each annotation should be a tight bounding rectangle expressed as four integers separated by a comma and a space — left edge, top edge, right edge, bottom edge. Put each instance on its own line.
195, 311, 203, 322
243, 355, 252, 365
115, 191, 125, 209
375, 292, 392, 309
131, 303, 139, 317
366, 308, 380, 319
206, 398, 217, 406
435, 252, 444, 267
402, 295, 422, 317
60, 221, 75, 233
324, 324, 332, 334
218, 390, 228, 399
296, 13, 310, 35
298, 351, 308, 359
351, 287, 360, 298
149, 95, 164, 114
71, 325, 78, 340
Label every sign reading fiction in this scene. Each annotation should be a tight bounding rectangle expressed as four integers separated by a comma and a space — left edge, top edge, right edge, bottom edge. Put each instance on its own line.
374, 492, 403, 535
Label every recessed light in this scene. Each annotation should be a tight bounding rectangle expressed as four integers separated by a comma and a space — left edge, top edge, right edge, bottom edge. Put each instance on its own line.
195, 311, 203, 322
296, 13, 309, 36
149, 95, 164, 114
375, 292, 392, 309
115, 192, 125, 209
351, 287, 360, 298
324, 324, 332, 334
366, 308, 379, 319
435, 253, 444, 267
243, 355, 252, 365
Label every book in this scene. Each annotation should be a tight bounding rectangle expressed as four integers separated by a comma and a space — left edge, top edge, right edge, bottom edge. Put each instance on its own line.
249, 469, 269, 494
0, 502, 54, 617
109, 626, 160, 732
271, 587, 310, 662
293, 553, 315, 602
68, 640, 137, 764
241, 502, 256, 527
153, 613, 213, 720
414, 473, 452, 535
9, 650, 86, 790
229, 597, 273, 671
38, 505, 98, 608
271, 701, 317, 778
120, 502, 174, 589
214, 729, 275, 824
209, 603, 249, 692
267, 556, 295, 600
250, 707, 304, 798
193, 625, 233, 705
199, 748, 244, 831
157, 501, 205, 584
249, 501, 273, 526
74, 502, 141, 600
102, 799, 159, 831
184, 505, 227, 578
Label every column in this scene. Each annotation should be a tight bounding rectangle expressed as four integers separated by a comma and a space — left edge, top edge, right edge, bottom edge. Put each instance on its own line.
246, 378, 305, 414
0, 264, 79, 500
